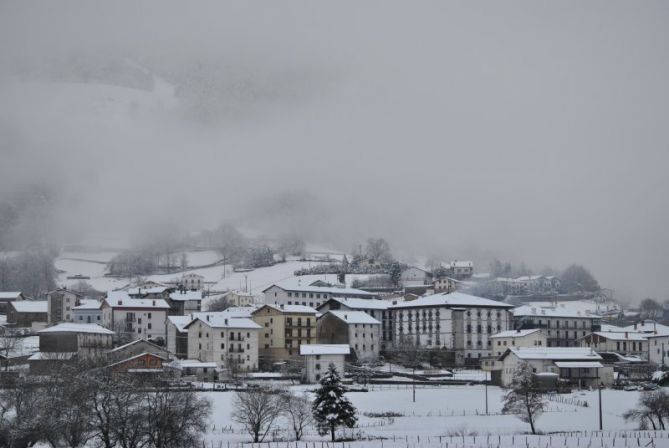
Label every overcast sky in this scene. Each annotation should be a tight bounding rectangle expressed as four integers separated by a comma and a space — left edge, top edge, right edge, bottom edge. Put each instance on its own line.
1, 1, 668, 301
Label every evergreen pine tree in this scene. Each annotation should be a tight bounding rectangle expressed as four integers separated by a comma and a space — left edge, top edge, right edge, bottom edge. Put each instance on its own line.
311, 363, 357, 441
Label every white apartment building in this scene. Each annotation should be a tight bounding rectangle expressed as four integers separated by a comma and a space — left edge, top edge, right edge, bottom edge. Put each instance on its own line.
185, 313, 261, 372
101, 292, 170, 341
263, 277, 377, 309
390, 292, 514, 364
512, 305, 602, 347
490, 328, 547, 357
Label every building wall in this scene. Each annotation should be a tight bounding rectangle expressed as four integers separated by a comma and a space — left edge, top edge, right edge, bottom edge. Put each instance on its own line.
492, 331, 547, 357
252, 307, 316, 364
499, 352, 613, 388
166, 321, 188, 358
303, 354, 345, 383
7, 308, 48, 327
648, 336, 669, 366
102, 306, 167, 341
73, 309, 103, 324
47, 290, 80, 324
580, 334, 648, 358
264, 286, 373, 308
392, 306, 511, 360
186, 320, 259, 371
514, 315, 601, 347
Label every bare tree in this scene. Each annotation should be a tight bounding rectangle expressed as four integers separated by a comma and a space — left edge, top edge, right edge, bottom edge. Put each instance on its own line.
501, 361, 546, 434
623, 390, 669, 430
0, 330, 20, 372
232, 388, 283, 443
281, 391, 312, 441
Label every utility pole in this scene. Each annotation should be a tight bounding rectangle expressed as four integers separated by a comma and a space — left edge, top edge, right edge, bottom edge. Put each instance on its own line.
412, 366, 416, 403
598, 382, 603, 431
485, 370, 489, 415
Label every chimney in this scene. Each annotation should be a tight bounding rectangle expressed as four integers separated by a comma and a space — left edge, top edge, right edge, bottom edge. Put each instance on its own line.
516, 328, 521, 333
225, 318, 228, 325
152, 300, 156, 306
206, 315, 210, 322
118, 300, 122, 305
634, 322, 638, 330
625, 332, 628, 338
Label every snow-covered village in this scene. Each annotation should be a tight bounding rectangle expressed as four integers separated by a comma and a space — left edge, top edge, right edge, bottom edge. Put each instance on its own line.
2, 1, 669, 447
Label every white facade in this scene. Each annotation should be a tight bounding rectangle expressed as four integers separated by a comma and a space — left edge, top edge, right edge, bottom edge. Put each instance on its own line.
400, 266, 432, 286
579, 331, 648, 358
182, 273, 204, 290
263, 278, 377, 309
391, 292, 514, 361
490, 329, 547, 357
300, 344, 349, 383
73, 300, 103, 324
101, 293, 169, 341
227, 290, 256, 307
513, 305, 602, 348
185, 314, 260, 371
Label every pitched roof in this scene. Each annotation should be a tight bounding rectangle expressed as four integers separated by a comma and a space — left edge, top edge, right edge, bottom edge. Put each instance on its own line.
252, 304, 318, 315
73, 300, 102, 310
263, 277, 376, 297
513, 305, 601, 319
324, 310, 380, 325
622, 320, 669, 336
505, 347, 602, 361
10, 300, 48, 313
167, 315, 192, 332
109, 338, 169, 353
184, 314, 261, 330
38, 323, 114, 335
319, 297, 390, 311
107, 352, 169, 368
390, 292, 514, 309
490, 328, 543, 339
169, 291, 203, 301
103, 295, 170, 309
0, 292, 22, 300
590, 331, 647, 341
300, 344, 350, 356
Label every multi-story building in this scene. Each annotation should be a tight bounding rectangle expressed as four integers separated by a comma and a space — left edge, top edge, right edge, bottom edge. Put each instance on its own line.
73, 300, 103, 324
263, 278, 377, 309
101, 292, 170, 341
184, 313, 260, 372
0, 292, 26, 314
181, 273, 205, 290
225, 290, 256, 307
400, 266, 433, 287
390, 292, 514, 365
447, 261, 473, 279
47, 288, 83, 324
317, 310, 381, 362
490, 328, 547, 357
432, 277, 457, 294
317, 297, 392, 350
167, 290, 203, 315
513, 305, 602, 347
622, 320, 669, 366
579, 331, 648, 358
251, 304, 318, 366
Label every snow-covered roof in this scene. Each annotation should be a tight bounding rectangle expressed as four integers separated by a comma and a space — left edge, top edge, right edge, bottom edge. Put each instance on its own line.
599, 324, 626, 333
554, 361, 604, 369
10, 301, 48, 313
38, 323, 114, 335
73, 300, 102, 310
264, 277, 376, 297
513, 305, 601, 319
169, 291, 203, 301
28, 351, 77, 361
168, 359, 217, 369
449, 261, 473, 268
591, 331, 647, 341
506, 347, 602, 361
325, 310, 380, 325
321, 297, 390, 311
299, 344, 350, 356
254, 304, 318, 315
622, 320, 669, 336
104, 295, 170, 309
167, 315, 192, 332
127, 286, 171, 295
109, 338, 168, 353
390, 292, 514, 309
490, 328, 543, 339
107, 351, 169, 367
0, 292, 22, 300
186, 314, 261, 330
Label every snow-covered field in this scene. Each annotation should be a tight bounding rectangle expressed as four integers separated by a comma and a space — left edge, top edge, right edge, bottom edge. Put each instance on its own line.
201, 384, 653, 446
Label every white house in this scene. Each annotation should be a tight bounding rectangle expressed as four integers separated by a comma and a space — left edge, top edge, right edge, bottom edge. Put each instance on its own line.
167, 290, 203, 315
225, 290, 256, 307
432, 277, 457, 294
317, 310, 381, 362
622, 320, 669, 366
400, 266, 433, 287
497, 347, 613, 388
185, 313, 261, 372
512, 305, 602, 348
448, 261, 473, 279
579, 331, 649, 358
181, 273, 205, 290
263, 277, 377, 309
300, 344, 350, 383
390, 292, 514, 364
73, 300, 103, 324
101, 292, 170, 341
490, 328, 547, 357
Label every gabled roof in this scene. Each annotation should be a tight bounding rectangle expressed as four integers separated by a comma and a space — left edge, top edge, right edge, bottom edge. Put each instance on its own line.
262, 277, 376, 297
318, 297, 390, 311
490, 328, 543, 339
38, 323, 114, 335
73, 300, 102, 310
390, 292, 514, 309
107, 351, 169, 368
103, 294, 170, 310
252, 304, 318, 315
10, 300, 48, 313
300, 344, 350, 356
169, 291, 203, 301
323, 310, 380, 325
184, 314, 261, 330
513, 305, 601, 319
167, 315, 192, 332
501, 347, 602, 361
0, 292, 23, 300
109, 338, 169, 354
622, 320, 669, 336
589, 332, 647, 341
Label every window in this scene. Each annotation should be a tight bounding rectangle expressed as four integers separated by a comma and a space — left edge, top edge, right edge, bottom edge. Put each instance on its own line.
148, 323, 152, 329
148, 313, 152, 319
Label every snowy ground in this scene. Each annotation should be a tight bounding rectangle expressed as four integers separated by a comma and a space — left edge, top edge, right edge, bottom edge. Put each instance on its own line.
201, 383, 652, 446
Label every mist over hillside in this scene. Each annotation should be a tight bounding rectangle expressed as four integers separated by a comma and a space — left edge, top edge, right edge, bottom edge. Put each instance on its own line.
1, 1, 668, 302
